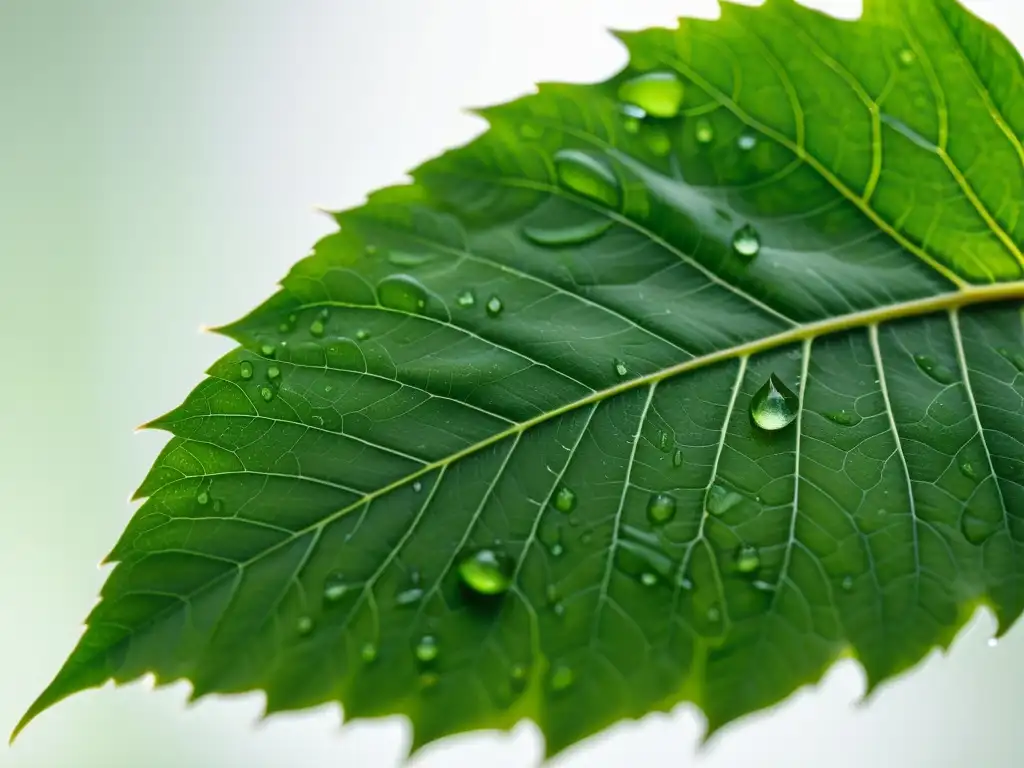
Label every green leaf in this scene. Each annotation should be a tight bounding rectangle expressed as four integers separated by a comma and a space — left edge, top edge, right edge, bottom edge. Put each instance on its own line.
16, 0, 1024, 756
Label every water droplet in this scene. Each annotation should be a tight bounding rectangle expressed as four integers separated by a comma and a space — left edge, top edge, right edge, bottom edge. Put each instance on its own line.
898, 48, 915, 66
296, 616, 314, 636
706, 484, 744, 516
750, 373, 800, 431
738, 133, 757, 151
240, 361, 254, 380
485, 295, 504, 317
458, 548, 513, 595
961, 512, 998, 545
396, 588, 424, 607
323, 572, 350, 602
998, 348, 1024, 373
553, 149, 621, 208
519, 123, 544, 139
415, 635, 439, 663
456, 290, 476, 308
672, 449, 683, 468
377, 275, 428, 314
260, 344, 276, 358
735, 545, 760, 574
841, 575, 854, 591
640, 572, 658, 587
676, 573, 693, 590
826, 410, 859, 426
309, 319, 325, 337
356, 329, 370, 341
212, 499, 223, 513
554, 486, 577, 513
510, 664, 528, 685
657, 430, 672, 453
550, 664, 574, 691
360, 642, 378, 662
278, 321, 290, 333
267, 365, 281, 380
365, 244, 378, 256
644, 128, 672, 157
412, 481, 423, 493
913, 354, 957, 385
614, 359, 629, 378
618, 71, 685, 118
752, 579, 775, 592
259, 385, 275, 402
988, 637, 999, 648
552, 602, 566, 617
646, 493, 676, 526
196, 490, 209, 505
695, 117, 714, 144
960, 461, 978, 480
550, 542, 564, 557
581, 530, 593, 544
523, 215, 613, 247
620, 103, 645, 134
706, 605, 721, 622
732, 224, 761, 260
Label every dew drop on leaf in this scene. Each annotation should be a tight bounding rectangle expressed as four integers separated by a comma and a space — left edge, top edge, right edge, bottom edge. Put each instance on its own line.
706, 605, 721, 622
259, 385, 275, 402
296, 616, 314, 636
323, 572, 350, 603
841, 576, 854, 591
738, 133, 757, 150
644, 128, 672, 157
267, 365, 281, 380
553, 149, 621, 208
377, 275, 428, 314
706, 484, 744, 515
396, 587, 424, 607
260, 343, 276, 358
614, 359, 629, 378
646, 492, 676, 526
309, 319, 325, 337
550, 664, 574, 691
485, 295, 504, 317
898, 48, 915, 66
550, 542, 564, 557
620, 103, 645, 133
356, 328, 371, 341
657, 430, 672, 453
523, 217, 613, 247
732, 224, 762, 260
913, 354, 957, 385
458, 548, 513, 596
553, 486, 577, 513
961, 512, 998, 545
239, 361, 254, 380
735, 545, 760, 574
617, 71, 685, 118
412, 481, 423, 493
360, 642, 378, 663
640, 572, 658, 587
196, 490, 209, 506
826, 410, 859, 426
414, 635, 439, 663
456, 290, 476, 308
672, 449, 683, 468
960, 461, 978, 480
750, 373, 800, 431
510, 664, 528, 687
695, 117, 714, 144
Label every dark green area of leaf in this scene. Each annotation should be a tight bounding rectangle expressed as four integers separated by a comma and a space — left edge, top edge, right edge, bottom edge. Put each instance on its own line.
15, 0, 1024, 757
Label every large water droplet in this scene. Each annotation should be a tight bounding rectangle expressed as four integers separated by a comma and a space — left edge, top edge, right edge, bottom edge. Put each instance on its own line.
914, 355, 957, 385
458, 548, 513, 596
523, 215, 613, 247
456, 290, 476, 308
267, 365, 281, 381
646, 493, 676, 526
550, 664, 574, 691
553, 150, 621, 208
706, 484, 744, 516
750, 373, 800, 431
735, 545, 760, 574
554, 486, 577, 513
695, 117, 714, 144
486, 295, 504, 317
323, 572, 350, 603
618, 71, 685, 118
260, 343, 276, 358
377, 275, 428, 314
239, 361, 254, 380
415, 635, 439, 663
396, 587, 424, 607
732, 224, 761, 260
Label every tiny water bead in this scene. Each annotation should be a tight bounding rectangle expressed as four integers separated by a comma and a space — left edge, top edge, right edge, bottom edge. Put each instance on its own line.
646, 492, 677, 526
960, 461, 979, 481
731, 224, 761, 260
377, 275, 428, 314
396, 588, 424, 607
260, 343, 276, 358
486, 295, 504, 317
196, 490, 210, 506
415, 635, 439, 663
519, 123, 544, 140
640, 572, 658, 587
549, 542, 565, 557
898, 48, 915, 66
988, 638, 999, 649
356, 329, 371, 341
961, 512, 998, 546
259, 385, 275, 402
550, 664, 574, 691
735, 545, 760, 574
412, 480, 423, 493
239, 361, 254, 380
644, 129, 672, 157
913, 354, 957, 385
554, 486, 577, 513
553, 149, 622, 208
737, 133, 757, 151
360, 642, 378, 663
510, 664, 528, 686
841, 576, 854, 592
657, 430, 672, 453
617, 71, 685, 118
456, 290, 476, 308
296, 616, 315, 636
323, 572, 350, 602
267, 365, 281, 380
458, 548, 514, 596
706, 484, 744, 516
672, 449, 683, 468
614, 359, 629, 378
619, 103, 645, 134
750, 373, 800, 431
309, 319, 325, 337
695, 117, 714, 145
826, 410, 859, 427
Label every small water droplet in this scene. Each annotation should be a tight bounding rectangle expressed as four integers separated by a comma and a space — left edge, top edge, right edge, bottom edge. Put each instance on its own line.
377, 275, 428, 314
267, 365, 281, 380
998, 348, 1024, 373
737, 133, 757, 151
752, 579, 775, 592
323, 572, 350, 603
296, 616, 314, 636
415, 635, 439, 663
259, 385, 275, 402
550, 542, 564, 557
960, 461, 978, 480
826, 410, 859, 426
676, 573, 693, 590
553, 602, 566, 617
240, 361, 254, 380
988, 637, 999, 648
212, 499, 223, 513
618, 71, 685, 118
657, 430, 672, 453
581, 530, 593, 544
913, 354, 957, 385
550, 664, 574, 691
458, 547, 513, 595
640, 572, 658, 587
672, 449, 683, 468
519, 123, 544, 139
356, 329, 370, 341
511, 664, 528, 686
412, 481, 423, 493
614, 359, 629, 378
260, 344, 276, 358
706, 605, 721, 622
456, 290, 476, 308
644, 128, 672, 157
196, 490, 209, 505
841, 575, 854, 591
961, 512, 998, 545
554, 486, 577, 513
646, 493, 676, 526
396, 587, 424, 607
365, 244, 378, 256
695, 117, 714, 144
706, 484, 744, 516
735, 545, 760, 574
546, 584, 559, 605
898, 48, 915, 66
620, 103, 645, 134
750, 373, 800, 431
732, 224, 761, 260
553, 149, 621, 208
309, 320, 325, 337
485, 295, 504, 317
360, 642, 378, 662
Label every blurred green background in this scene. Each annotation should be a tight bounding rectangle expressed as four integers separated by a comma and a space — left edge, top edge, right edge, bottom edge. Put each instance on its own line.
1, 1, 1022, 766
